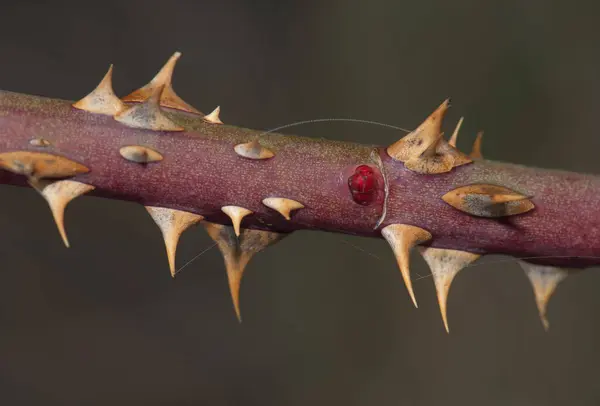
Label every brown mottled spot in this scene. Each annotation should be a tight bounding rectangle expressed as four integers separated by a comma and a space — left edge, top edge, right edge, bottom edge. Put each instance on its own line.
442, 184, 534, 218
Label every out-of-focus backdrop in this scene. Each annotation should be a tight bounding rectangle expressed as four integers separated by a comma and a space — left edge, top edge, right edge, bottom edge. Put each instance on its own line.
0, 1, 599, 405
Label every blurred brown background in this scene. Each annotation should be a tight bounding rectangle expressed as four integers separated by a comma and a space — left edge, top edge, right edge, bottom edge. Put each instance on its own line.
0, 0, 599, 404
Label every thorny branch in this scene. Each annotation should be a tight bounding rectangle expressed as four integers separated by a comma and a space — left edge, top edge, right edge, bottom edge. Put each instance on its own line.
0, 52, 598, 332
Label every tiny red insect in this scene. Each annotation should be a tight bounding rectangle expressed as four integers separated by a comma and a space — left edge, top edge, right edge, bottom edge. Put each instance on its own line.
348, 165, 378, 205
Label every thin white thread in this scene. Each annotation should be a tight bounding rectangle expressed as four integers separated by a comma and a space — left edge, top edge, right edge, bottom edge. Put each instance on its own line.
174, 242, 217, 276
340, 239, 598, 282
340, 239, 382, 260
416, 255, 598, 282
258, 118, 411, 136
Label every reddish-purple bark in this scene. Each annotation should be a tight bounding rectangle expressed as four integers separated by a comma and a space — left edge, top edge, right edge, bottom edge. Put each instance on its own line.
0, 90, 599, 268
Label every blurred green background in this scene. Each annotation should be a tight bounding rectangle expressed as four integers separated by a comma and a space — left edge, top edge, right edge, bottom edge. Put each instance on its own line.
0, 0, 599, 404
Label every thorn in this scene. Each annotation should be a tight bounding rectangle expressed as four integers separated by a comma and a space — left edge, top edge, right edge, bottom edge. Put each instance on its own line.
119, 145, 163, 163
442, 184, 534, 218
204, 222, 287, 321
403, 153, 455, 175
31, 180, 95, 247
448, 117, 464, 148
234, 139, 275, 160
114, 84, 185, 132
203, 106, 223, 124
403, 131, 458, 174
386, 100, 472, 174
381, 224, 432, 308
262, 197, 304, 220
419, 247, 480, 332
29, 138, 51, 147
0, 151, 89, 180
122, 52, 202, 114
421, 132, 444, 158
470, 131, 484, 159
72, 64, 126, 116
387, 99, 450, 162
221, 206, 253, 236
146, 207, 204, 277
519, 261, 570, 331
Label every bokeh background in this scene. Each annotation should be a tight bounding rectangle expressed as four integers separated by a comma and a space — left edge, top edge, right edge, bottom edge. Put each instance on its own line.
0, 0, 599, 405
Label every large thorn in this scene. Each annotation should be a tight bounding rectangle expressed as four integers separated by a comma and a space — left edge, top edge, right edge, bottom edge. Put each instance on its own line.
31, 180, 95, 247
262, 197, 304, 220
114, 84, 184, 132
387, 99, 450, 162
203, 106, 223, 124
234, 139, 275, 160
146, 207, 204, 277
386, 100, 472, 174
204, 222, 287, 321
122, 52, 202, 114
419, 247, 480, 332
442, 184, 534, 218
448, 117, 464, 148
519, 261, 570, 331
221, 206, 253, 237
72, 64, 126, 116
381, 224, 432, 308
0, 151, 89, 182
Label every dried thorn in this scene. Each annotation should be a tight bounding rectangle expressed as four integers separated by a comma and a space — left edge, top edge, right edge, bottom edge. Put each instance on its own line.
387, 99, 449, 162
114, 84, 184, 132
72, 64, 126, 116
448, 117, 464, 148
234, 139, 275, 160
221, 206, 253, 236
203, 106, 223, 124
387, 100, 472, 174
519, 261, 570, 331
262, 197, 304, 220
146, 207, 204, 277
29, 138, 51, 147
31, 180, 95, 247
419, 247, 480, 332
0, 151, 89, 180
119, 145, 164, 163
381, 223, 432, 308
204, 222, 287, 321
470, 131, 484, 159
122, 52, 202, 114
442, 184, 534, 218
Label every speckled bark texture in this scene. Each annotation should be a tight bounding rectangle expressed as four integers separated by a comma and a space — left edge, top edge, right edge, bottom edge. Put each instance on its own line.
0, 90, 598, 268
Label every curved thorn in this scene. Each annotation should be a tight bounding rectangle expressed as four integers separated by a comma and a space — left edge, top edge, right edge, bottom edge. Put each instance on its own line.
419, 247, 480, 332
114, 85, 185, 131
122, 52, 202, 114
32, 180, 95, 248
381, 224, 432, 308
146, 207, 204, 277
203, 106, 223, 124
448, 117, 464, 148
72, 64, 126, 116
